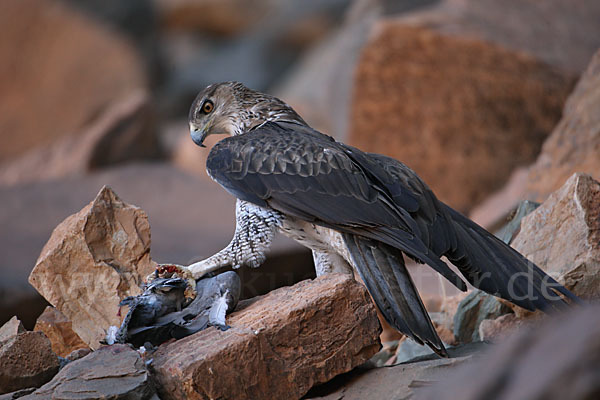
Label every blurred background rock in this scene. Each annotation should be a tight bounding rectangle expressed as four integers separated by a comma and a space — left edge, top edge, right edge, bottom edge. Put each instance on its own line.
1, 0, 600, 331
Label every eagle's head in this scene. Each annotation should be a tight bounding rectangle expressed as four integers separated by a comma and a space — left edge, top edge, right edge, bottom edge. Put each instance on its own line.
188, 81, 307, 147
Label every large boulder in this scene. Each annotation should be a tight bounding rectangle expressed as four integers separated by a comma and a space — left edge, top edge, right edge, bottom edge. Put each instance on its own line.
27, 344, 155, 400
28, 186, 156, 349
350, 21, 572, 212
0, 0, 146, 164
0, 331, 60, 395
511, 173, 600, 302
150, 273, 381, 400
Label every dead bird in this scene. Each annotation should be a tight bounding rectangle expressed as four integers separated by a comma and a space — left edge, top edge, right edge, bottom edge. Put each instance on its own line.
110, 271, 241, 348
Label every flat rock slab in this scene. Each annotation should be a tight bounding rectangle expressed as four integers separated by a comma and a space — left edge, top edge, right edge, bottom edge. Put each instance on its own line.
25, 344, 155, 400
150, 273, 382, 400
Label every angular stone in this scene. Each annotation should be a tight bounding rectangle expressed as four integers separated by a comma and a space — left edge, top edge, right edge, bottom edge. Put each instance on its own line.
350, 21, 572, 212
453, 291, 512, 343
33, 307, 89, 358
0, 332, 59, 395
511, 173, 600, 303
0, 0, 146, 164
417, 304, 600, 400
0, 317, 25, 342
28, 186, 157, 349
479, 313, 524, 343
150, 273, 381, 400
0, 91, 162, 187
27, 344, 155, 400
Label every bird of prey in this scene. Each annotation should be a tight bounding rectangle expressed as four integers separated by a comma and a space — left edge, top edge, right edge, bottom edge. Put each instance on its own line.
175, 81, 577, 356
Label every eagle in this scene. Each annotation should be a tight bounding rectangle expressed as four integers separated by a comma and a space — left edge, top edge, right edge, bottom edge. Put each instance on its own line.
175, 81, 576, 356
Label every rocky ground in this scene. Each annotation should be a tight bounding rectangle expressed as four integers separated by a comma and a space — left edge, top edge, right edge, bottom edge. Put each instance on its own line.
1, 0, 600, 399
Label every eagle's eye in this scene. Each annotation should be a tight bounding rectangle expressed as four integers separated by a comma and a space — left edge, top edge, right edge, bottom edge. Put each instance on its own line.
201, 100, 214, 114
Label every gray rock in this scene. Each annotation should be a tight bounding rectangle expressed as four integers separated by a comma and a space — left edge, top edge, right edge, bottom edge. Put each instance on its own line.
26, 344, 155, 400
453, 291, 512, 343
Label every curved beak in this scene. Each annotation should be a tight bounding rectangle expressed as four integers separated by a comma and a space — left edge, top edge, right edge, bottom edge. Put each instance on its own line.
190, 125, 207, 148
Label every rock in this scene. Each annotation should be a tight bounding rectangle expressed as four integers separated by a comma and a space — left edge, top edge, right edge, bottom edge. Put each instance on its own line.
150, 273, 381, 400
0, 317, 25, 342
308, 342, 487, 400
394, 337, 441, 364
510, 173, 600, 305
525, 49, 600, 201
416, 305, 600, 400
0, 91, 163, 187
27, 344, 155, 400
33, 307, 89, 358
0, 0, 146, 164
0, 332, 60, 395
350, 21, 573, 212
479, 313, 524, 343
28, 186, 157, 349
453, 291, 512, 343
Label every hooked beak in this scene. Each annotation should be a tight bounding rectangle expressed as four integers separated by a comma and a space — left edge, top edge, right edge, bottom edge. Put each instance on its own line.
190, 125, 207, 148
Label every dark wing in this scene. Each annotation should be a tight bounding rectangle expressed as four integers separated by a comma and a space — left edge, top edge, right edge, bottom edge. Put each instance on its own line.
207, 121, 466, 291
363, 152, 578, 311
206, 121, 577, 350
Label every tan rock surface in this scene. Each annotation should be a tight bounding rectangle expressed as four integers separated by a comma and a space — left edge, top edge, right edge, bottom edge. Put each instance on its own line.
350, 22, 572, 212
28, 186, 157, 349
511, 173, 600, 301
150, 273, 381, 400
0, 91, 162, 187
33, 307, 89, 358
0, 0, 146, 164
0, 332, 59, 395
0, 317, 25, 342
28, 344, 155, 400
478, 313, 524, 343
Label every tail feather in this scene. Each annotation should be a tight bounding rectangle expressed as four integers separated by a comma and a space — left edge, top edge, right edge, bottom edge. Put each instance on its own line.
344, 233, 447, 357
442, 205, 579, 311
